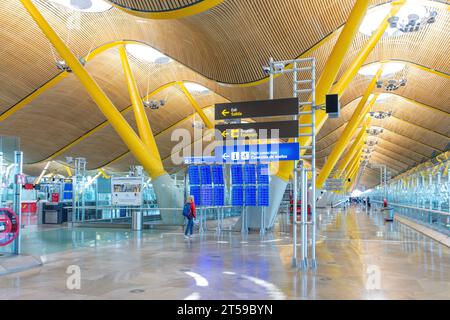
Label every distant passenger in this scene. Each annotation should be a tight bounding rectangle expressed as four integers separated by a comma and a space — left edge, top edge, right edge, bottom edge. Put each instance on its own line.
183, 196, 197, 240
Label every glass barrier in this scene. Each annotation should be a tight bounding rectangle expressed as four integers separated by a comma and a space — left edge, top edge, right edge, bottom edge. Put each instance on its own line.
363, 158, 449, 235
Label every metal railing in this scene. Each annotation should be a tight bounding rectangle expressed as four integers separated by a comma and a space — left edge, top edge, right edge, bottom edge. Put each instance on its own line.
65, 205, 240, 231
373, 201, 450, 236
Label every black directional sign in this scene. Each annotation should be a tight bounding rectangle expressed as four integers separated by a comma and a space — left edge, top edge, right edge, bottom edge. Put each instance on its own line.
215, 98, 299, 120
215, 121, 299, 141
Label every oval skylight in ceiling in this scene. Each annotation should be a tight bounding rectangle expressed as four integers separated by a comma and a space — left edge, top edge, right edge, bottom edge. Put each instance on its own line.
48, 0, 112, 12
125, 44, 172, 64
359, 0, 432, 37
358, 62, 406, 77
184, 82, 210, 94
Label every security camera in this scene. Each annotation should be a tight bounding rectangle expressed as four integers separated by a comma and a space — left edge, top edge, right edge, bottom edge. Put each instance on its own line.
159, 99, 166, 107
262, 66, 271, 74
273, 62, 285, 72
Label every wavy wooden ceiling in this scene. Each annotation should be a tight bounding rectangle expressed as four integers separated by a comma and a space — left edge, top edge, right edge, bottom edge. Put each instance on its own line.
0, 0, 449, 188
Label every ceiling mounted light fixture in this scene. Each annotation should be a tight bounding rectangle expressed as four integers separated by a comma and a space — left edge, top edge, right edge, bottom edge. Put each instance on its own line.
125, 44, 172, 64
48, 0, 112, 12
359, 1, 438, 37
369, 111, 393, 119
183, 82, 210, 94
143, 99, 166, 110
376, 78, 407, 91
366, 126, 385, 136
365, 139, 379, 147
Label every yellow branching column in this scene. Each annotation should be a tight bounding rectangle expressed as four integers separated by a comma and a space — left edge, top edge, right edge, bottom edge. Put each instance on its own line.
119, 45, 166, 178
178, 82, 214, 130
19, 0, 164, 179
316, 69, 382, 188
276, 0, 405, 182
335, 118, 370, 177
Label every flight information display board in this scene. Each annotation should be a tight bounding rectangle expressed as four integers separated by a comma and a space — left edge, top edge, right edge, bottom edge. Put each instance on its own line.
190, 186, 201, 205
200, 166, 212, 185
257, 164, 270, 185
231, 165, 243, 185
201, 185, 213, 206
229, 164, 270, 207
243, 164, 257, 185
258, 185, 270, 207
188, 166, 201, 185
212, 165, 225, 185
213, 186, 225, 206
245, 186, 257, 206
232, 186, 244, 206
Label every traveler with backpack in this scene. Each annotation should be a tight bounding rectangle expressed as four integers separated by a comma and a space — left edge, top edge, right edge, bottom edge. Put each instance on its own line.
183, 196, 196, 240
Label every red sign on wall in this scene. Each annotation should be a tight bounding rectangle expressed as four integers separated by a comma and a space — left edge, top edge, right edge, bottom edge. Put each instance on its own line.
51, 193, 59, 203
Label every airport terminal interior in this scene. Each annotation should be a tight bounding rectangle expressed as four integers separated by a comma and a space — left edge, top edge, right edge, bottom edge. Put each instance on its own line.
0, 0, 449, 300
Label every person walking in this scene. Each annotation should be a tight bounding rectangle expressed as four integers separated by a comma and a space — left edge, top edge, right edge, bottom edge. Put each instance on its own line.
183, 196, 196, 240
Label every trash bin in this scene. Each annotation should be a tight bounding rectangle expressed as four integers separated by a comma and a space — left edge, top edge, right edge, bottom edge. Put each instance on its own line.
382, 207, 394, 222
132, 211, 143, 231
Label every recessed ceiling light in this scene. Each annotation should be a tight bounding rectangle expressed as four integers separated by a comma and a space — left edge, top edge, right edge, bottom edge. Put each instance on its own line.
359, 1, 430, 37
358, 62, 405, 77
48, 0, 112, 12
125, 44, 172, 64
183, 82, 210, 94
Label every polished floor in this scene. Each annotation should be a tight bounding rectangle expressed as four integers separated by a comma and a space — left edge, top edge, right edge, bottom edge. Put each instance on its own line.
0, 206, 449, 300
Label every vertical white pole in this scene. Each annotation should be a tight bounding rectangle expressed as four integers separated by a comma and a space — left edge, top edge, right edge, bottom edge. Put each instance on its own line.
269, 57, 274, 100
292, 61, 298, 268
311, 59, 317, 269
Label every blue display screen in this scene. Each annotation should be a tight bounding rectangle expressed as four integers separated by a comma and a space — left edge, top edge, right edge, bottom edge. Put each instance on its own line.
257, 164, 270, 185
232, 186, 244, 206
212, 165, 224, 185
243, 164, 257, 185
200, 166, 212, 185
188, 166, 201, 185
213, 186, 225, 206
258, 185, 270, 207
231, 165, 243, 185
190, 186, 201, 205
201, 185, 213, 206
245, 186, 257, 206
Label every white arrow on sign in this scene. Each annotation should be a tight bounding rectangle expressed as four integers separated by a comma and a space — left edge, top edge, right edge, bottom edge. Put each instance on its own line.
222, 153, 230, 160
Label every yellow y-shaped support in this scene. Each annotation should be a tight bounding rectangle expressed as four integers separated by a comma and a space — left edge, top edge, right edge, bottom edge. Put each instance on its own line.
345, 148, 364, 183
19, 0, 165, 179
178, 82, 214, 129
345, 153, 363, 192
316, 69, 382, 187
64, 165, 72, 177
276, 0, 405, 181
335, 119, 370, 177
119, 45, 165, 175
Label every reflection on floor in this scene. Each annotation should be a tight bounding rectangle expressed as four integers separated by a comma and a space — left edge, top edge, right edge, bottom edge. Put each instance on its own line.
0, 206, 449, 300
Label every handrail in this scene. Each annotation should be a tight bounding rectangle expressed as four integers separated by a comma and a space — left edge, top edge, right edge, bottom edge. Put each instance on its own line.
372, 200, 450, 217
332, 199, 347, 208
64, 206, 234, 210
